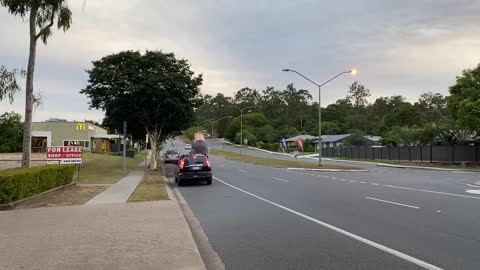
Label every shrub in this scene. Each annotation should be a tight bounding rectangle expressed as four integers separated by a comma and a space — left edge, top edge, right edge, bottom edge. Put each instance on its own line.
0, 165, 75, 204
260, 142, 279, 152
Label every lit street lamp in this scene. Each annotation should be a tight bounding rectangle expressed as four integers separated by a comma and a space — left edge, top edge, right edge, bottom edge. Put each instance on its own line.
282, 68, 357, 165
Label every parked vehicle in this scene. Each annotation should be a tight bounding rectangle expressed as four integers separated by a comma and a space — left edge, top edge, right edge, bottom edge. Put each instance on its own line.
164, 150, 180, 163
192, 132, 208, 156
175, 154, 212, 186
184, 144, 192, 152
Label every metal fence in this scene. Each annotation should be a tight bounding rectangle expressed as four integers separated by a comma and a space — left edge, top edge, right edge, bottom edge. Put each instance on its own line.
322, 145, 480, 162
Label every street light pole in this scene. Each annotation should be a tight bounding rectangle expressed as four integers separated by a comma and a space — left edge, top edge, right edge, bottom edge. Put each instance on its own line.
283, 68, 356, 165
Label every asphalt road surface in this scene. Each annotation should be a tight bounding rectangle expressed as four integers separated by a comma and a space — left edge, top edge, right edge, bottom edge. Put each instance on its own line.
163, 139, 480, 270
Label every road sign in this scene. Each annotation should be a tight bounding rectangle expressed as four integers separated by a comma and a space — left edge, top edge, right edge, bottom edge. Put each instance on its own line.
244, 139, 248, 145
47, 146, 83, 164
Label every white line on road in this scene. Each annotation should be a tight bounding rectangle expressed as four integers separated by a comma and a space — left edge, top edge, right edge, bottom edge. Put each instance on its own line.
349, 180, 357, 183
239, 169, 247, 173
359, 181, 367, 184
213, 176, 443, 270
272, 177, 289, 183
365, 197, 420, 209
381, 184, 480, 200
370, 183, 380, 186
466, 184, 480, 188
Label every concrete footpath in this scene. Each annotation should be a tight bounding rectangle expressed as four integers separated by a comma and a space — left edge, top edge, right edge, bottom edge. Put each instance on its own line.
0, 201, 205, 270
86, 161, 147, 205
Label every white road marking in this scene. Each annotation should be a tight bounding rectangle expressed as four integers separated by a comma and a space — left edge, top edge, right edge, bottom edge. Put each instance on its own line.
465, 189, 480, 195
349, 180, 357, 183
466, 184, 480, 188
331, 177, 338, 180
338, 179, 347, 181
365, 197, 420, 209
239, 169, 247, 173
359, 181, 367, 184
272, 177, 289, 183
381, 184, 480, 200
213, 176, 443, 270
370, 183, 380, 186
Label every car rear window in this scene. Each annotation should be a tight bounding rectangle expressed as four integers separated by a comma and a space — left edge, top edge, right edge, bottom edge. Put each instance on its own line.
184, 155, 206, 165
166, 150, 178, 154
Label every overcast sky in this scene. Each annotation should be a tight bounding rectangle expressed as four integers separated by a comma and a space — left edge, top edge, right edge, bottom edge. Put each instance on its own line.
1, 0, 480, 122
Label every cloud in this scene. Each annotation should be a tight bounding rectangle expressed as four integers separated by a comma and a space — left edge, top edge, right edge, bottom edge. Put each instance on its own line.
2, 0, 480, 119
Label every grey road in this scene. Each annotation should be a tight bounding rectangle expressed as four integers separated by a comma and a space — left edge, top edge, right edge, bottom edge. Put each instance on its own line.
164, 139, 480, 270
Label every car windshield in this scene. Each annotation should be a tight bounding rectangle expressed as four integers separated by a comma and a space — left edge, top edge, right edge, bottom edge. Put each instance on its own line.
184, 155, 206, 165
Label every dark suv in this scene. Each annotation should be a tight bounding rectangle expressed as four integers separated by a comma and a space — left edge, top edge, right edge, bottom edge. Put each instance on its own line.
175, 154, 212, 186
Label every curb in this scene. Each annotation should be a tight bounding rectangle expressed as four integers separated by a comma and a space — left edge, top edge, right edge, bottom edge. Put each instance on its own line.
287, 167, 368, 172
322, 158, 379, 165
375, 163, 479, 172
169, 179, 225, 270
0, 182, 77, 211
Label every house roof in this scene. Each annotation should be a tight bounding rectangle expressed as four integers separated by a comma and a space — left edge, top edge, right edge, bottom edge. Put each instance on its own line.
285, 135, 318, 142
364, 135, 382, 142
319, 134, 351, 143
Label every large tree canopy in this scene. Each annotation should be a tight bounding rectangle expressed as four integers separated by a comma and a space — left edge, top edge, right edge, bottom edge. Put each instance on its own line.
0, 112, 23, 152
448, 64, 480, 133
81, 50, 203, 169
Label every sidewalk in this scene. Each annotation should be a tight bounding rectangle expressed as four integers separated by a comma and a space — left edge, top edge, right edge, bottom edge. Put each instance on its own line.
0, 201, 205, 270
86, 161, 148, 204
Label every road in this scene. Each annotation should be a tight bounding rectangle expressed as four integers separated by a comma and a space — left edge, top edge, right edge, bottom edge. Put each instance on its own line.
164, 139, 480, 270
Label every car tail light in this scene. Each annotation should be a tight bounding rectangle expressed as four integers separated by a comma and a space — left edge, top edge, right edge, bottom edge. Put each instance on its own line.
178, 159, 185, 170
205, 158, 211, 168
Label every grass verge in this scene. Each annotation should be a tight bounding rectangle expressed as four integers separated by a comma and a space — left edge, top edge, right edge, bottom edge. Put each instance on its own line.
15, 185, 107, 209
73, 152, 147, 184
210, 149, 359, 170
128, 169, 169, 202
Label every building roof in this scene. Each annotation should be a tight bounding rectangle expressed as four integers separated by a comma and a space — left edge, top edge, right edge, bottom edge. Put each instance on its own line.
319, 134, 351, 143
285, 135, 318, 142
364, 135, 382, 142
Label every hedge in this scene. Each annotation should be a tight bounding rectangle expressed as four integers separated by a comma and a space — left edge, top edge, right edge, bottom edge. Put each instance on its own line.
0, 165, 75, 204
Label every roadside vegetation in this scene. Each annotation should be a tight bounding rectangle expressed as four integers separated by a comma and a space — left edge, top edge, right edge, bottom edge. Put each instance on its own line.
74, 152, 146, 184
128, 163, 168, 202
210, 150, 359, 170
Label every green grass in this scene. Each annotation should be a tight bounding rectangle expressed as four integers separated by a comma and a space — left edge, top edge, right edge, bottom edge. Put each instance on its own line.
73, 152, 147, 184
128, 169, 169, 202
210, 150, 359, 170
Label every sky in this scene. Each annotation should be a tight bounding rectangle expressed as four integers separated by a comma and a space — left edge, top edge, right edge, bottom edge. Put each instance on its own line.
1, 0, 480, 122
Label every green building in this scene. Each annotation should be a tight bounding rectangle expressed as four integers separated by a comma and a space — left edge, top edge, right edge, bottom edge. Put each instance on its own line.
31, 119, 121, 153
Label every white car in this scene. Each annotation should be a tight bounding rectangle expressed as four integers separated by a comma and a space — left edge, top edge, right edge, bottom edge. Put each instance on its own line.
185, 144, 192, 151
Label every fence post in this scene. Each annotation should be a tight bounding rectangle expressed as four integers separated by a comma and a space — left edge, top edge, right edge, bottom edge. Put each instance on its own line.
389, 146, 392, 161
398, 147, 401, 162
420, 146, 423, 163
452, 144, 455, 163
358, 147, 360, 159
380, 147, 383, 160
365, 146, 368, 159
372, 147, 375, 160
430, 145, 433, 163
476, 145, 478, 162
408, 146, 411, 161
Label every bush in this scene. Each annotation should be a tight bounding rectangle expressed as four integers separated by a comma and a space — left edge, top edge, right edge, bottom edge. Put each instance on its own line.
259, 142, 279, 152
0, 165, 75, 204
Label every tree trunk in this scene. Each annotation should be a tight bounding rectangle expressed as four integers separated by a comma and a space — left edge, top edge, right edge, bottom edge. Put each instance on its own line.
21, 7, 38, 168
148, 133, 160, 170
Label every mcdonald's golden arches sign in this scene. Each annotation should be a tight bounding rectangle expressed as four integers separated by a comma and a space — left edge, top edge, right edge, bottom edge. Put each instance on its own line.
76, 123, 86, 131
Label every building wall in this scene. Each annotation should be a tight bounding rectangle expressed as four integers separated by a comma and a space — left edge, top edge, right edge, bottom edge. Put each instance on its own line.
32, 122, 107, 149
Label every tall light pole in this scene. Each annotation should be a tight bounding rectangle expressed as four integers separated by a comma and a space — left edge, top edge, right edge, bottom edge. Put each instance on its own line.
197, 116, 233, 139
223, 105, 256, 148
283, 68, 357, 165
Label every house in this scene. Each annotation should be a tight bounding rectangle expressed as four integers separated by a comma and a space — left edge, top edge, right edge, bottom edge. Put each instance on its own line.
284, 135, 318, 148
312, 134, 383, 149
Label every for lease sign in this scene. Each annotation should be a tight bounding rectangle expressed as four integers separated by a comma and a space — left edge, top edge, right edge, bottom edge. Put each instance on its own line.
47, 146, 83, 164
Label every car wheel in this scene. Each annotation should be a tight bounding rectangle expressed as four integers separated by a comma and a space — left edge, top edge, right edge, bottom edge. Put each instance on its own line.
206, 177, 212, 185
174, 176, 178, 183
178, 179, 185, 186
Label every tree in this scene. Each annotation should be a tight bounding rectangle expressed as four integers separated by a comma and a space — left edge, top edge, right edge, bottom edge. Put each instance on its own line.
81, 50, 202, 170
345, 130, 369, 146
0, 66, 24, 103
0, 112, 23, 152
447, 64, 480, 133
1, 0, 72, 168
346, 81, 371, 108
